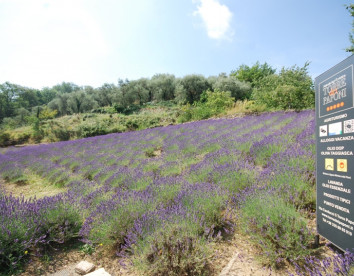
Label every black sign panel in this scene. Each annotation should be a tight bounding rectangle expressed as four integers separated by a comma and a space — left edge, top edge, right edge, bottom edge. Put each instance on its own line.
315, 55, 354, 251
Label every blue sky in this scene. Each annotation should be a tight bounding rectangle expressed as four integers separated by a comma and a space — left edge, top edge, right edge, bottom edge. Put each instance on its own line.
0, 0, 352, 89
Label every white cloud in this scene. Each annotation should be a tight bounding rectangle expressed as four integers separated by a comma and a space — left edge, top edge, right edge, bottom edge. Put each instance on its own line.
0, 0, 109, 88
193, 0, 233, 40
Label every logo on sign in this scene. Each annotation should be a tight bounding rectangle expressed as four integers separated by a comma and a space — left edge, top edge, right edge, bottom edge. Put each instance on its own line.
319, 125, 328, 137
325, 158, 334, 170
328, 122, 342, 136
318, 65, 354, 118
337, 159, 348, 172
344, 119, 354, 134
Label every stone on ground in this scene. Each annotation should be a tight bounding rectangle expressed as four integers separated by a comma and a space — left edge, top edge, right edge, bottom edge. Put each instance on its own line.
75, 261, 96, 275
86, 268, 111, 276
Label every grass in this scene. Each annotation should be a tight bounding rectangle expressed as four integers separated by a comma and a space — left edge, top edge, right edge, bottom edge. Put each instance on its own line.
1, 172, 67, 199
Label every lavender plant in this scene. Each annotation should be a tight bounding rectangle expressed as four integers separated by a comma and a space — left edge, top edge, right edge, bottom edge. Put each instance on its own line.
2, 110, 342, 275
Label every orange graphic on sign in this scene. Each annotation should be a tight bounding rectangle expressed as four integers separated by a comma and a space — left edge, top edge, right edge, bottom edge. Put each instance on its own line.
337, 159, 347, 173
326, 102, 344, 112
329, 88, 338, 96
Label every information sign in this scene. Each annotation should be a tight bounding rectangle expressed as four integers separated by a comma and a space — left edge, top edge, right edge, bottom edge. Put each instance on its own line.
315, 55, 354, 251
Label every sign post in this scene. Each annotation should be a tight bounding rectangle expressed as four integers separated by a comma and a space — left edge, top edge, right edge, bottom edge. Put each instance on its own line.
315, 55, 354, 251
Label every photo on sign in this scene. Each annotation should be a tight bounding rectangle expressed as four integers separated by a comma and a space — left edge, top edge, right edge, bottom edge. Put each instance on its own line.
325, 158, 334, 171
319, 125, 328, 137
337, 159, 348, 172
344, 119, 354, 134
328, 122, 342, 136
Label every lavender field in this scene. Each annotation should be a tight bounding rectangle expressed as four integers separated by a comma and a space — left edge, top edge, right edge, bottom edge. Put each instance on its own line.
0, 110, 352, 275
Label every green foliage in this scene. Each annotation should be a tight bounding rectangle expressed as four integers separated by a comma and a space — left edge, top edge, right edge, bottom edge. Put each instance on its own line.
175, 74, 211, 104
0, 198, 82, 275
0, 132, 11, 147
80, 121, 109, 138
203, 90, 234, 113
0, 212, 33, 274
231, 62, 276, 88
240, 192, 315, 267
38, 107, 58, 120
252, 62, 314, 110
39, 202, 83, 244
91, 106, 116, 114
0, 129, 31, 147
87, 200, 150, 247
32, 118, 44, 142
212, 75, 252, 100
150, 74, 176, 101
271, 171, 316, 210
113, 104, 141, 115
134, 224, 212, 276
79, 243, 95, 255
178, 90, 234, 123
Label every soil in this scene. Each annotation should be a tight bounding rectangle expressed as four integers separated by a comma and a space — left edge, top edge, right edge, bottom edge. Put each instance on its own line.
15, 228, 335, 276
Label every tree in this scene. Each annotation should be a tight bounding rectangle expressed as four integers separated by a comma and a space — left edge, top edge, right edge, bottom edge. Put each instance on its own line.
175, 75, 211, 104
346, 4, 354, 53
212, 75, 252, 100
231, 62, 276, 88
252, 62, 314, 110
130, 78, 151, 105
95, 83, 116, 107
52, 82, 80, 94
150, 74, 176, 101
48, 93, 71, 116
68, 91, 97, 113
39, 87, 58, 105
203, 89, 234, 113
16, 88, 40, 109
0, 82, 19, 121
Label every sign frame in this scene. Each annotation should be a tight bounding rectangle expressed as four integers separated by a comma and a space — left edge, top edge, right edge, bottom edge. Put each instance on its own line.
315, 55, 354, 252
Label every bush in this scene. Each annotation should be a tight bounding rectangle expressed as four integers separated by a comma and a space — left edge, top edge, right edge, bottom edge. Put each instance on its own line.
0, 132, 11, 147
134, 224, 212, 276
177, 90, 234, 123
113, 104, 141, 115
240, 192, 315, 267
203, 90, 234, 113
0, 195, 82, 275
252, 63, 314, 110
231, 61, 276, 88
80, 122, 109, 137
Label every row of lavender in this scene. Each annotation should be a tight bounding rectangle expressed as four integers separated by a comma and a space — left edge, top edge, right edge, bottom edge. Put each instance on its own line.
0, 110, 352, 275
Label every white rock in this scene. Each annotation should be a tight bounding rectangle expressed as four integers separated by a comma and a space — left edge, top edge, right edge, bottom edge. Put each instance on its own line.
75, 261, 96, 275
86, 268, 111, 276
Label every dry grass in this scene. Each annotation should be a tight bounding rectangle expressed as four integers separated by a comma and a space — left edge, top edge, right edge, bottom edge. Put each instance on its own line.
1, 173, 67, 199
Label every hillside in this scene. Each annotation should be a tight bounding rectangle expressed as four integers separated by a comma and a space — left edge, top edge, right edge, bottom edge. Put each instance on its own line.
1, 110, 353, 275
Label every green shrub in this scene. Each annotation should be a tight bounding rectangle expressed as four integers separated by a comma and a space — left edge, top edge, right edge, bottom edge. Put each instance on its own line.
204, 90, 234, 113
177, 90, 234, 123
80, 122, 108, 137
87, 199, 151, 247
231, 61, 276, 88
252, 63, 314, 110
114, 104, 141, 115
40, 201, 83, 245
0, 213, 34, 274
240, 192, 315, 267
0, 132, 11, 147
133, 224, 212, 276
269, 171, 316, 210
